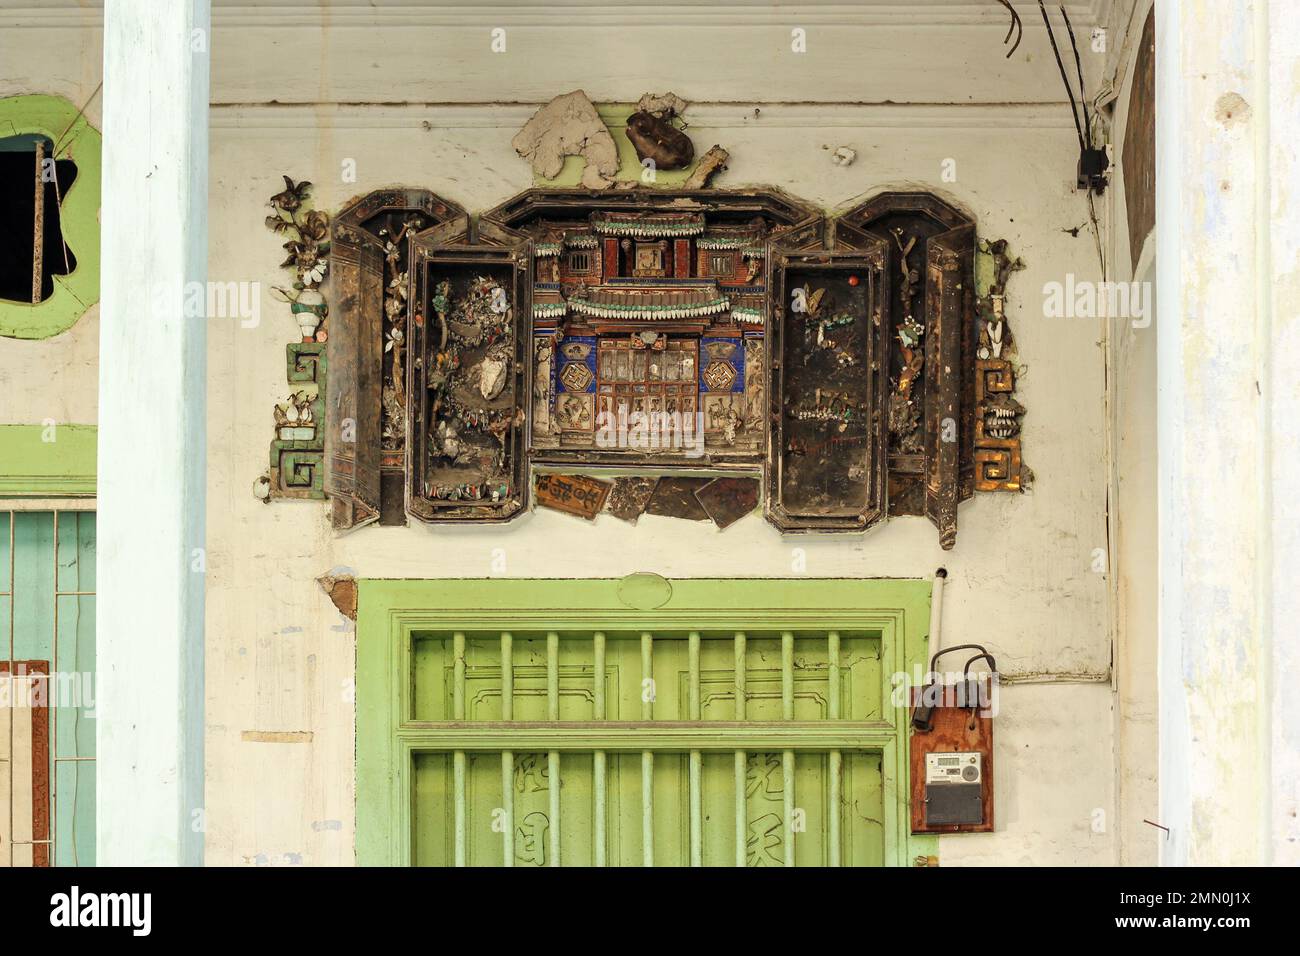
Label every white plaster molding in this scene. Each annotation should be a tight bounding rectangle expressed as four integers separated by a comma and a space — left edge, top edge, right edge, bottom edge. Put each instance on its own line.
0, 1, 1105, 30
210, 101, 1079, 130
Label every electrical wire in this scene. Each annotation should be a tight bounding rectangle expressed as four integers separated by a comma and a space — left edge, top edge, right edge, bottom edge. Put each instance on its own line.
996, 0, 1023, 58
1060, 4, 1093, 149
1038, 0, 1087, 154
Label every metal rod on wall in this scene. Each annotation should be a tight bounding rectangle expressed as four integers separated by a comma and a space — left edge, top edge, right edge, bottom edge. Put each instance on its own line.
32, 141, 45, 304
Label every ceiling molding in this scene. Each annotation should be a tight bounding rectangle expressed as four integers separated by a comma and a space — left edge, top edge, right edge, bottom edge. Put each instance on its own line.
0, 1, 1105, 30
210, 101, 1078, 131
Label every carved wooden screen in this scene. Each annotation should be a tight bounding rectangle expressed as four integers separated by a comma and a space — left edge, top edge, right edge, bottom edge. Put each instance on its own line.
923, 223, 975, 549
405, 217, 531, 523
316, 186, 993, 543
839, 194, 977, 550
766, 231, 890, 532
325, 221, 385, 531
327, 189, 465, 531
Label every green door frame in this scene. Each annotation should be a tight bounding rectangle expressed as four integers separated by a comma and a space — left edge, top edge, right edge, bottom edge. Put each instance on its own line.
356, 576, 937, 866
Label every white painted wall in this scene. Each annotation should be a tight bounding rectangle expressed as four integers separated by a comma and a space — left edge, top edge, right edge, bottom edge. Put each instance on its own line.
1, 1, 1127, 866
1102, 0, 1159, 867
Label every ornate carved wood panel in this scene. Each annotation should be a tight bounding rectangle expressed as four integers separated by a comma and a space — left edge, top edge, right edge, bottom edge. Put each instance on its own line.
306, 183, 1021, 542
923, 223, 974, 550
326, 189, 465, 530
405, 216, 530, 523
766, 234, 889, 532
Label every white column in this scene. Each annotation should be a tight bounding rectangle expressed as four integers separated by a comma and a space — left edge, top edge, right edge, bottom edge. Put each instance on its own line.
97, 0, 209, 865
1155, 0, 1285, 865
1265, 4, 1300, 867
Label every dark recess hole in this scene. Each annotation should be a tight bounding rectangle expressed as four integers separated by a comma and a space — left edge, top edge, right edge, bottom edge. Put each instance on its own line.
0, 135, 79, 303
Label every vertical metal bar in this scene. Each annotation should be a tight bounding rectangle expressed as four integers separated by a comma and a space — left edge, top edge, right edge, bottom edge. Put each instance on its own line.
453, 631, 466, 867
688, 631, 702, 867
782, 630, 794, 720
593, 631, 606, 867
734, 630, 746, 867
546, 631, 560, 867
782, 631, 794, 866
500, 632, 513, 721
501, 750, 513, 868
32, 141, 45, 304
500, 631, 513, 867
453, 631, 466, 719
641, 632, 653, 867
783, 749, 796, 867
827, 631, 841, 867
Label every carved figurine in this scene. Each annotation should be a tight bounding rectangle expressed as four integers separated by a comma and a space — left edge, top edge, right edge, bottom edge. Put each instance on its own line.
625, 110, 695, 170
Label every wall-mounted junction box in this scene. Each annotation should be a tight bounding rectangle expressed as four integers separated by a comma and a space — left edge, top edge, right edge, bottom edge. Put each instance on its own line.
910, 679, 995, 833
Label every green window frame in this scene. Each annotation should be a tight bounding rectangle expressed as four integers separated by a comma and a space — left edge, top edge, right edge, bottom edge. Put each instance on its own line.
0, 94, 102, 341
357, 576, 936, 866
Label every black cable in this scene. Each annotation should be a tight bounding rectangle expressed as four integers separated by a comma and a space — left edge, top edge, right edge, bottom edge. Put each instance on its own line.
962, 653, 998, 712
996, 0, 1023, 58
1038, 0, 1087, 153
929, 642, 992, 676
1060, 4, 1093, 149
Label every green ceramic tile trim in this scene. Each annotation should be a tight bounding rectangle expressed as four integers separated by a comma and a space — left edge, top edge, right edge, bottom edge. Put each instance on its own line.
0, 424, 97, 497
0, 94, 102, 340
356, 576, 938, 866
534, 104, 703, 188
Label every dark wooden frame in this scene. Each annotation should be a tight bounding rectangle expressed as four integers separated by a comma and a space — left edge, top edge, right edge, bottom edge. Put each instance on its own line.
404, 217, 532, 524
765, 241, 890, 532
326, 189, 465, 531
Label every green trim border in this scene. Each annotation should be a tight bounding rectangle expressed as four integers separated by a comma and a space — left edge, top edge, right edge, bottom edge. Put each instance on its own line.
356, 576, 937, 867
0, 94, 103, 340
0, 424, 97, 497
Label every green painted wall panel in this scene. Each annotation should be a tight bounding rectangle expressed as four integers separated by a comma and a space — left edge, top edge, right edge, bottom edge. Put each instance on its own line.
54, 760, 95, 867
0, 425, 97, 498
12, 512, 55, 661
55, 595, 96, 758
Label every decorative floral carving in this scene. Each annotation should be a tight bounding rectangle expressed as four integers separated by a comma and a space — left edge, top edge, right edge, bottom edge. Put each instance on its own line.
379, 216, 424, 453
265, 176, 330, 342
888, 226, 925, 455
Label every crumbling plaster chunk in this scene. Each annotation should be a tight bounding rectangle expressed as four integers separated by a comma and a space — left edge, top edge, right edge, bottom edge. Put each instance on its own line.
512, 89, 619, 190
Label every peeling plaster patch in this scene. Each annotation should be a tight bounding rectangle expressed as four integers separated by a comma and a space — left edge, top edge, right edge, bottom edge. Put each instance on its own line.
1214, 92, 1251, 127
241, 730, 314, 744
512, 90, 618, 189
280, 625, 303, 634
317, 572, 358, 621
311, 819, 343, 832
283, 852, 304, 865
683, 145, 730, 189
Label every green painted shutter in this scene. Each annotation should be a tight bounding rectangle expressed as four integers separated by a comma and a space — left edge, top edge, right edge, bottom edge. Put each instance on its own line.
357, 578, 935, 867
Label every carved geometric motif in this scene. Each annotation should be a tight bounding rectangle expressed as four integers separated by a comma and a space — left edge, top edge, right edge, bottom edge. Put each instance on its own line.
702, 359, 737, 392
559, 361, 593, 393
